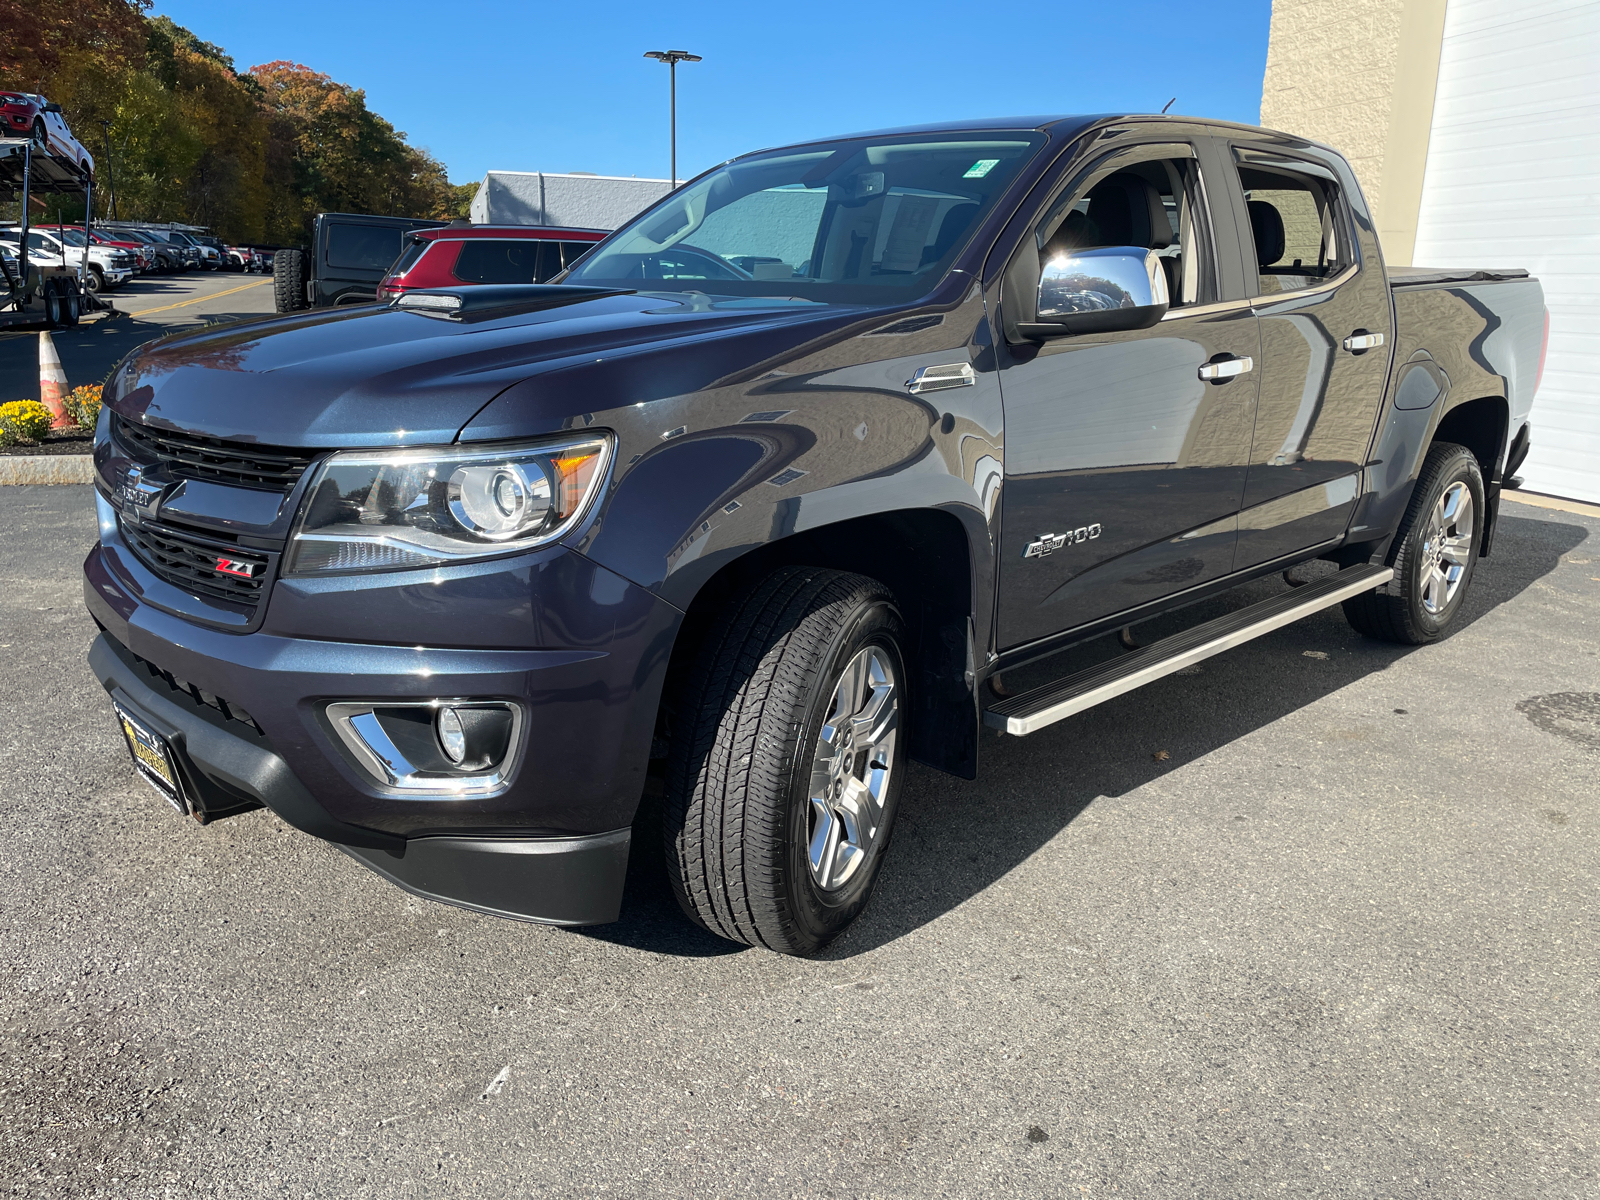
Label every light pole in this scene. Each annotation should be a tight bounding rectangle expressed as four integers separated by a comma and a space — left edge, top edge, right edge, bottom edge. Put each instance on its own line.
643, 49, 701, 188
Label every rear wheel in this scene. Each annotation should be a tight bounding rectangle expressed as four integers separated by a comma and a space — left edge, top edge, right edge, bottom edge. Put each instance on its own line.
1344, 441, 1484, 644
273, 248, 308, 312
42, 282, 62, 327
63, 281, 80, 326
664, 567, 908, 955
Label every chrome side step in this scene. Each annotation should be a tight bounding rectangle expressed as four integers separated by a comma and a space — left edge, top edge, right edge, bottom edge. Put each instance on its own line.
984, 563, 1393, 736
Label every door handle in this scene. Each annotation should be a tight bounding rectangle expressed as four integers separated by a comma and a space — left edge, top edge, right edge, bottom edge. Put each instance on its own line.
1197, 355, 1253, 382
1343, 331, 1385, 353
906, 362, 976, 393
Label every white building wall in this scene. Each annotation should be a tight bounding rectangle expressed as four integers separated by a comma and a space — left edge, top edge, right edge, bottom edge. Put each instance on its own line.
1413, 0, 1600, 502
469, 172, 673, 231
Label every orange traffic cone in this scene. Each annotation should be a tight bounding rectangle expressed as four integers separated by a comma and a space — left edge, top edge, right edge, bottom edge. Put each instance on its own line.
39, 331, 71, 430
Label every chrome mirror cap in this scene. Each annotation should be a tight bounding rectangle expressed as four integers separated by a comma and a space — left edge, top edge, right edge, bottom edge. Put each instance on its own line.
1023, 245, 1170, 340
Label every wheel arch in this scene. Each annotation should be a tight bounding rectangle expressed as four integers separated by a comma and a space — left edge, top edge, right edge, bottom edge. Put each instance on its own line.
659, 506, 981, 780
1433, 393, 1509, 482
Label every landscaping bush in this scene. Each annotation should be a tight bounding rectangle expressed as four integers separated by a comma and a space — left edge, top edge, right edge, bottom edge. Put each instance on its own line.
0, 401, 53, 447
64, 384, 102, 431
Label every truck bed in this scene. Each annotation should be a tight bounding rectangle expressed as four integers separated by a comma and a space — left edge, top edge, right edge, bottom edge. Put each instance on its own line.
1388, 265, 1531, 289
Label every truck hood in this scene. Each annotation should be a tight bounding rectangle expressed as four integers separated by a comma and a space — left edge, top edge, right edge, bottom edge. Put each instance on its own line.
110, 290, 857, 449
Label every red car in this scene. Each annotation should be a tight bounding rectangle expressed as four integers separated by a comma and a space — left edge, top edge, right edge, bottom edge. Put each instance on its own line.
35, 224, 155, 273
377, 224, 606, 300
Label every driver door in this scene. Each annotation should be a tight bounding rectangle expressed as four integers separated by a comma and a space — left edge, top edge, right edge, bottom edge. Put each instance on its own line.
993, 138, 1261, 649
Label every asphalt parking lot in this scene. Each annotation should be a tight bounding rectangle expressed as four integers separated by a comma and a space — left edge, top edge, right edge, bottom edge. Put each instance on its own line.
0, 271, 277, 399
1, 486, 1595, 1199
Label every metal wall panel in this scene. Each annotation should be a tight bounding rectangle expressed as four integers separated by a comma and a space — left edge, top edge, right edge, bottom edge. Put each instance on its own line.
1413, 0, 1600, 502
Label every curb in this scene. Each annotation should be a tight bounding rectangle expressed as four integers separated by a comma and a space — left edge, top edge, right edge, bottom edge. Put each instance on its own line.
0, 454, 95, 484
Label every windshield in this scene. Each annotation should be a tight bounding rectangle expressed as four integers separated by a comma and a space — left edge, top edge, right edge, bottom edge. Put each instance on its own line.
59, 230, 86, 246
565, 133, 1044, 304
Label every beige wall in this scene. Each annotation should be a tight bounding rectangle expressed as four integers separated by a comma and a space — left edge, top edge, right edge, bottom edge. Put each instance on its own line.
1260, 0, 1447, 265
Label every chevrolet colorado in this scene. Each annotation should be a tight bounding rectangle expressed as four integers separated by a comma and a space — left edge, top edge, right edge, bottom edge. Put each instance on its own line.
84, 115, 1547, 955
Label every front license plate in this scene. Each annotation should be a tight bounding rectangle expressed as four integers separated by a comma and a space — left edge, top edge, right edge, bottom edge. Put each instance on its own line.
113, 703, 190, 816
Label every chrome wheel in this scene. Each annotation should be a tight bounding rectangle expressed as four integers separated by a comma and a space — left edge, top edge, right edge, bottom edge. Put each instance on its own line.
807, 645, 899, 892
1420, 481, 1474, 615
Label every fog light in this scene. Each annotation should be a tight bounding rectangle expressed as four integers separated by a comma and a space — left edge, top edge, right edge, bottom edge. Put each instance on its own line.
437, 707, 467, 764
325, 700, 521, 797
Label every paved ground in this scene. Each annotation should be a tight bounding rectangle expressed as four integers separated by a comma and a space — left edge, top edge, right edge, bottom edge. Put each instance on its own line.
0, 487, 1595, 1199
0, 272, 277, 400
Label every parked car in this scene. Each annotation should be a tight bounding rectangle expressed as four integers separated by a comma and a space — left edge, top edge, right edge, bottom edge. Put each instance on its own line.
0, 93, 93, 176
273, 213, 447, 311
0, 225, 132, 292
191, 235, 226, 270
118, 229, 183, 273
35, 224, 155, 274
85, 114, 1547, 955
376, 224, 606, 300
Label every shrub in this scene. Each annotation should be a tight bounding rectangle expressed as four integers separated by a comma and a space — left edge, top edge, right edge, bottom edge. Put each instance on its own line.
0, 400, 53, 447
64, 384, 103, 432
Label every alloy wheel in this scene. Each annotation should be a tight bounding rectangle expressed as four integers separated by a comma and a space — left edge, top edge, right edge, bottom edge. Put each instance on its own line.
806, 645, 899, 892
1420, 480, 1474, 614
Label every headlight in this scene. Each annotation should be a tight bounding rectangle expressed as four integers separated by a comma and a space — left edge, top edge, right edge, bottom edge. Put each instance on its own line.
285, 435, 611, 575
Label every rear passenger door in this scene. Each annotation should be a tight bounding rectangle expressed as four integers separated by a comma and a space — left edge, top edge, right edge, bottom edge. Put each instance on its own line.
1222, 145, 1396, 565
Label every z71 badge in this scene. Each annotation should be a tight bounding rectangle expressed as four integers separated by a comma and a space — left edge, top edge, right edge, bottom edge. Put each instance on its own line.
1024, 525, 1101, 558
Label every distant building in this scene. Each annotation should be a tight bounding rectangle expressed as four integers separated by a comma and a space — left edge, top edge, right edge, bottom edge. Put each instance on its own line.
469, 172, 673, 231
1262, 0, 1599, 504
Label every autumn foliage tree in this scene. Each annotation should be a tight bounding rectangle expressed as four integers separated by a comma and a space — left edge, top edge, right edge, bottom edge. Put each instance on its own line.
0, 1, 464, 243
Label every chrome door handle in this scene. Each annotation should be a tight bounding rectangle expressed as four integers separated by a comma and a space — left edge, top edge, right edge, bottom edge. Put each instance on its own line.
1197, 355, 1253, 382
906, 362, 976, 393
1343, 331, 1385, 353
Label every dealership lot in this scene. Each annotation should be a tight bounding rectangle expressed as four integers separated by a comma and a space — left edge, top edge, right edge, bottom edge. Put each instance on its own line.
0, 486, 1594, 1197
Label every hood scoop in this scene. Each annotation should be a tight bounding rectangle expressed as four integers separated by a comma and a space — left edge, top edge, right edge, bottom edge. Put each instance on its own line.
395, 284, 634, 321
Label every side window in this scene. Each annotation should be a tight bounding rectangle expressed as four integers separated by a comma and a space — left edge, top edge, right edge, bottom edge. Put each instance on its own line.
1234, 159, 1348, 294
452, 239, 541, 284
325, 225, 404, 272
559, 241, 594, 271
1034, 152, 1214, 308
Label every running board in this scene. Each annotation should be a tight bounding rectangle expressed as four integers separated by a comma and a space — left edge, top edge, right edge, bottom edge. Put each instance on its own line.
984, 563, 1393, 736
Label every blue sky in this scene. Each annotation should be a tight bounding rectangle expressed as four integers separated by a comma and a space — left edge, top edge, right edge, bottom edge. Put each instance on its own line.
152, 0, 1272, 185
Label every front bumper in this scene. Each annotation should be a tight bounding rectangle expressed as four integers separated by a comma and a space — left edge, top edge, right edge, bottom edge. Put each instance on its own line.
89, 630, 633, 925
83, 515, 683, 925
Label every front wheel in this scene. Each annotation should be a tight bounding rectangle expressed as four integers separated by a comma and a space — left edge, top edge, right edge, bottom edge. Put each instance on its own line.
85, 265, 104, 294
664, 567, 908, 955
1344, 441, 1484, 644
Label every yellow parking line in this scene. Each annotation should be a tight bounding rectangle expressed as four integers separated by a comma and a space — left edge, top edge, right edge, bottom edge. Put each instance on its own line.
120, 277, 272, 317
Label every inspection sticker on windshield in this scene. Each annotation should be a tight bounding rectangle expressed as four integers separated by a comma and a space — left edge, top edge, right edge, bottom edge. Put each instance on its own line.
963, 159, 1000, 178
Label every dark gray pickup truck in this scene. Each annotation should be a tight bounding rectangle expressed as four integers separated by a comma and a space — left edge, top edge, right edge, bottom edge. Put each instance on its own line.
85, 114, 1546, 955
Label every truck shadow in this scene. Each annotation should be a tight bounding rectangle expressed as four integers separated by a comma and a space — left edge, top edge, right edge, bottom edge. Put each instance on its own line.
580, 511, 1591, 960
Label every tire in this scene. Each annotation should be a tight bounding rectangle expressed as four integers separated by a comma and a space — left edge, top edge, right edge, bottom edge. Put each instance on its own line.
85, 265, 104, 294
64, 282, 80, 326
664, 567, 909, 955
273, 248, 309, 313
43, 283, 62, 328
31, 120, 47, 149
1344, 441, 1485, 644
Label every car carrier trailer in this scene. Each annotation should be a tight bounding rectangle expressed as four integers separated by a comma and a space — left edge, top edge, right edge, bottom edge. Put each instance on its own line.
0, 134, 108, 330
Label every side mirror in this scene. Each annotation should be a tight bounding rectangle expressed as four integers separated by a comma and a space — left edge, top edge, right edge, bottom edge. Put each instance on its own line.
43, 102, 62, 114
1018, 246, 1169, 340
